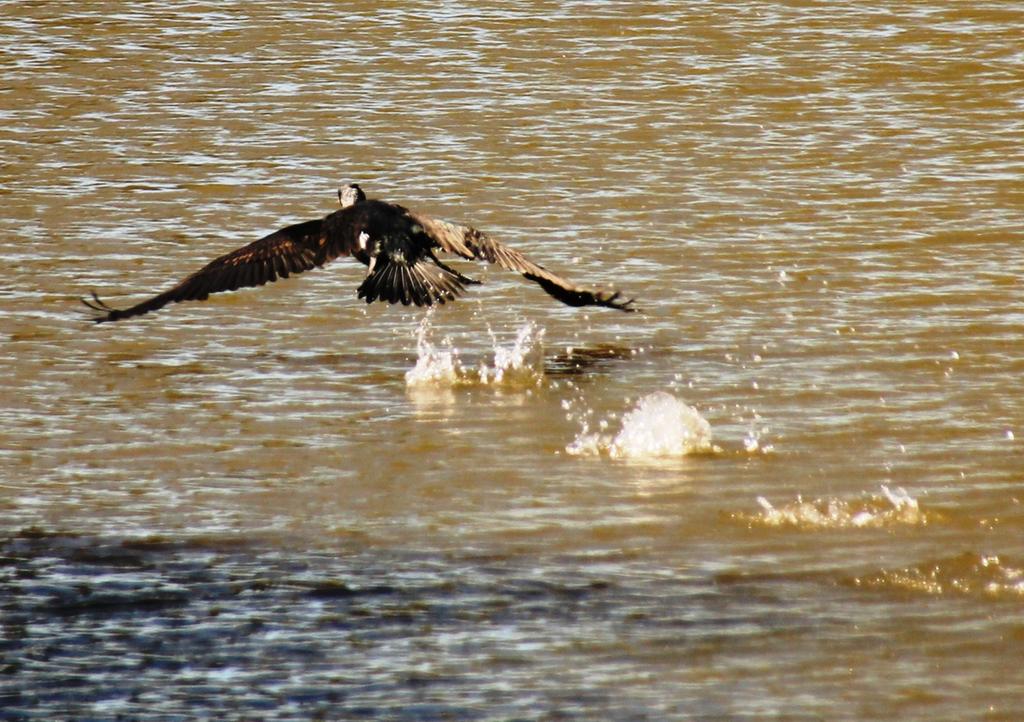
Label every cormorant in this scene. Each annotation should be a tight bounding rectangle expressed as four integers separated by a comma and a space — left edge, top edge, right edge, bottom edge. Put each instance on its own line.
82, 184, 636, 322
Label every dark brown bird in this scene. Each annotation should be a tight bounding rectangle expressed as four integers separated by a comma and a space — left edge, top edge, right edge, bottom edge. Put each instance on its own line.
82, 184, 637, 323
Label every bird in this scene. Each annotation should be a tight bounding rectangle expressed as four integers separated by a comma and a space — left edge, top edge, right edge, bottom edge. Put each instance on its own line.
82, 183, 637, 323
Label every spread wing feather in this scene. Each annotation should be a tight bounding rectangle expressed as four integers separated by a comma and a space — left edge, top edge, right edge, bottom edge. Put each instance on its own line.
82, 217, 351, 323
409, 212, 636, 312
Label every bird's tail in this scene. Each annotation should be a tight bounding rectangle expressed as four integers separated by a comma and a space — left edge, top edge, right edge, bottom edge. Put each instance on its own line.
357, 256, 477, 307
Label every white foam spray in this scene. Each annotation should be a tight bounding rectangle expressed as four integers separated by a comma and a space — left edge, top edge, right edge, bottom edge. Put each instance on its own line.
747, 485, 927, 529
404, 316, 545, 389
566, 391, 717, 459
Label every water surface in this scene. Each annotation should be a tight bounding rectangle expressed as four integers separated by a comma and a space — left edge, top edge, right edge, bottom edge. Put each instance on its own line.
1, 2, 1022, 720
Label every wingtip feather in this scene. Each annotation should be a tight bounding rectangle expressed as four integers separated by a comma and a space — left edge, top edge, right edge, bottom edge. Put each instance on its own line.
80, 291, 116, 323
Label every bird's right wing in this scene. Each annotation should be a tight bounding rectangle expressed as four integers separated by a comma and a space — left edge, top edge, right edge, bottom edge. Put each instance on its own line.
410, 212, 637, 312
83, 216, 346, 323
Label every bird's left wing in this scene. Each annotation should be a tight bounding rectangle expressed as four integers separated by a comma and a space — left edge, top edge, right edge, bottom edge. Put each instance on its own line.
409, 211, 637, 312
83, 216, 345, 323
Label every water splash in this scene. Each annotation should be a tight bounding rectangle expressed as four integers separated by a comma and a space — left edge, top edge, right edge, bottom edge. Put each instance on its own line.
403, 315, 462, 387
742, 415, 775, 455
566, 391, 717, 459
404, 316, 545, 389
481, 322, 545, 386
735, 485, 930, 529
849, 552, 1024, 599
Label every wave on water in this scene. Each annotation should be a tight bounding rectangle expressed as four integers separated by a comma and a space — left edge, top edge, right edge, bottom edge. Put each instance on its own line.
734, 485, 932, 529
566, 391, 718, 460
404, 316, 545, 389
848, 552, 1024, 600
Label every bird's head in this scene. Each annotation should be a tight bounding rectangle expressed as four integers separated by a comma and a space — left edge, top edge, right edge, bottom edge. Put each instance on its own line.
338, 183, 367, 208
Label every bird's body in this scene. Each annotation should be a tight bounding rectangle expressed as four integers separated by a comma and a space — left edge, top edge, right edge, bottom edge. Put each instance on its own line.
82, 184, 636, 322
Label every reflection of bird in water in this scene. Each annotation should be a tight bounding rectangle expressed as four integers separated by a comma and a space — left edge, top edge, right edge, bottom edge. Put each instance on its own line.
83, 184, 637, 323
546, 344, 639, 376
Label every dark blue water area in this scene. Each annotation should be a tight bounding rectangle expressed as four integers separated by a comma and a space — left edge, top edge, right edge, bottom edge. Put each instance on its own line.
0, 529, 856, 721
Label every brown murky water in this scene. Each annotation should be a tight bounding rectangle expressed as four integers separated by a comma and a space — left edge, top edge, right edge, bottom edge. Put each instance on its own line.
2, 3, 1023, 720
